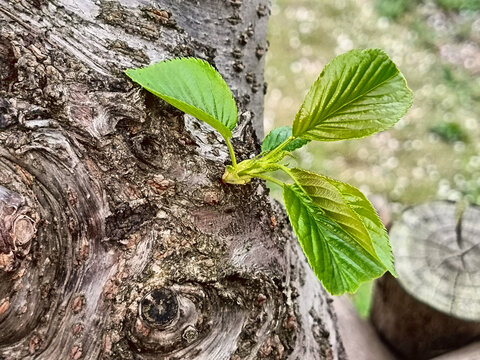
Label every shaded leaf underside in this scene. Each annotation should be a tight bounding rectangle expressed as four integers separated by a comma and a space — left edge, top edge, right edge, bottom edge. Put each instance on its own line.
283, 184, 386, 294
290, 168, 378, 260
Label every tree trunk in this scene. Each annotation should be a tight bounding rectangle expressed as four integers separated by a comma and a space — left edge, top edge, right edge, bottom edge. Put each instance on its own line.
0, 1, 346, 359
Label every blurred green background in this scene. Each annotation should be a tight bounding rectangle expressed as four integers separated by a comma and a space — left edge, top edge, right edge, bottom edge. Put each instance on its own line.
264, 0, 480, 316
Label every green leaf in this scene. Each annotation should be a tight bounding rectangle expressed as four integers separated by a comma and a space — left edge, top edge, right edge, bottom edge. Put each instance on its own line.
261, 126, 310, 152
310, 174, 396, 276
293, 49, 413, 141
283, 184, 386, 294
289, 168, 379, 261
125, 58, 237, 139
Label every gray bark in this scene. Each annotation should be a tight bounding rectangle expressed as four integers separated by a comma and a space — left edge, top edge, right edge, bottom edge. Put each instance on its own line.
0, 1, 345, 359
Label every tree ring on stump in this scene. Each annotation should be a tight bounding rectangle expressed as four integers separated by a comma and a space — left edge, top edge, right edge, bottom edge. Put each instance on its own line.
391, 201, 480, 321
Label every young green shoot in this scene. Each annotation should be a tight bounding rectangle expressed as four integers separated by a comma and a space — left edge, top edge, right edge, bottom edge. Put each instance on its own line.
125, 49, 413, 295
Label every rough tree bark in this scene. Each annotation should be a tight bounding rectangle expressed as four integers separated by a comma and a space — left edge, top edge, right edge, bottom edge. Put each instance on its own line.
0, 1, 346, 359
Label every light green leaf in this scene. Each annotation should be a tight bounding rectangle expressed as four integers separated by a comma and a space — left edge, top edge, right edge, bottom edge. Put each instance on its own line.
261, 126, 310, 152
289, 168, 379, 261
311, 174, 396, 276
283, 184, 386, 294
126, 58, 237, 139
293, 49, 413, 141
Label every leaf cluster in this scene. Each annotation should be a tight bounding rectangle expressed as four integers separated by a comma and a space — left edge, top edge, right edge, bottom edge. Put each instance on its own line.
125, 49, 413, 294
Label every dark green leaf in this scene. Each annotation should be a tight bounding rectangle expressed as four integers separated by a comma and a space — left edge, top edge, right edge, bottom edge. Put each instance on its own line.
261, 126, 310, 152
283, 184, 386, 294
293, 49, 413, 141
126, 58, 237, 139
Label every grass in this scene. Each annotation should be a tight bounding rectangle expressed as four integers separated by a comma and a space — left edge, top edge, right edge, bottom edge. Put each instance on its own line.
265, 0, 480, 315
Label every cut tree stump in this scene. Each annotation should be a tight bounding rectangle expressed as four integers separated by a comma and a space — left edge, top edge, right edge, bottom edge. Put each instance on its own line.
431, 342, 480, 360
371, 201, 480, 360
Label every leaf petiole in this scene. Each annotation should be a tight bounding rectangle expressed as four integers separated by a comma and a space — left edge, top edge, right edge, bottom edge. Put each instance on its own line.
276, 163, 301, 187
225, 137, 238, 168
255, 174, 285, 187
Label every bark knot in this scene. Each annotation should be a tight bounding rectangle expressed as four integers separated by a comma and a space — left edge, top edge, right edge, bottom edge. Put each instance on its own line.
139, 288, 179, 328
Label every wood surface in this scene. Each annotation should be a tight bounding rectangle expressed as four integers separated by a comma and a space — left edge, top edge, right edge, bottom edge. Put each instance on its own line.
0, 1, 345, 359
371, 202, 480, 359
